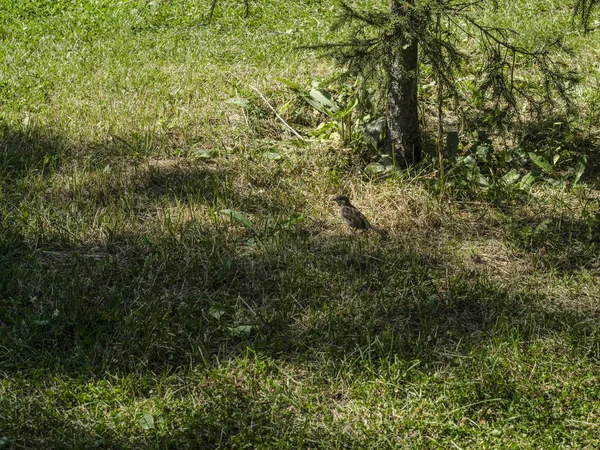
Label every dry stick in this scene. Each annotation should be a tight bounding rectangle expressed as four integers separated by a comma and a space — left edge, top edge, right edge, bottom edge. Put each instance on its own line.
249, 85, 306, 141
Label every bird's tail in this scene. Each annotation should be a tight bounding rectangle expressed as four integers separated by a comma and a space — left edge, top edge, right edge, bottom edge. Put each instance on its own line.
370, 225, 387, 238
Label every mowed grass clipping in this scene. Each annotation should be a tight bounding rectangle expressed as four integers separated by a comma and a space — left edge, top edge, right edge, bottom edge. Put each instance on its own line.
1, 0, 600, 448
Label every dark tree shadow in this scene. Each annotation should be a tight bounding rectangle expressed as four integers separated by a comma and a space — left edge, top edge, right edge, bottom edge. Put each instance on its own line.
2, 124, 600, 448
0, 123, 67, 180
1, 125, 599, 371
496, 204, 600, 274
510, 115, 599, 188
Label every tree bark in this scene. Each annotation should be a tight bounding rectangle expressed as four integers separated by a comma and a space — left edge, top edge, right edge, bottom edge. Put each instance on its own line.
385, 0, 421, 167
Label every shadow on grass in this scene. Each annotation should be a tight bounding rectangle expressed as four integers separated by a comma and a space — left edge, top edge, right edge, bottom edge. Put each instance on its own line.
2, 219, 599, 373
3, 224, 600, 447
497, 207, 600, 273
0, 123, 67, 180
1, 124, 600, 447
516, 116, 600, 189
1, 124, 598, 371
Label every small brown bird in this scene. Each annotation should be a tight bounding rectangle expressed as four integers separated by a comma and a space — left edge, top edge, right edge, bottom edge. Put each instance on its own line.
332, 195, 386, 237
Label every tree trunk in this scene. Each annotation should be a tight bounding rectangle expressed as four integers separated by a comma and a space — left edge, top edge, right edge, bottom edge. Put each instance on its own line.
385, 0, 421, 167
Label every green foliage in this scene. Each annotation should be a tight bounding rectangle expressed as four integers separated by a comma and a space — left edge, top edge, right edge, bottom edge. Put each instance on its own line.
219, 208, 258, 234
281, 79, 358, 143
434, 119, 592, 201
318, 0, 584, 125
1, 0, 600, 448
574, 0, 600, 31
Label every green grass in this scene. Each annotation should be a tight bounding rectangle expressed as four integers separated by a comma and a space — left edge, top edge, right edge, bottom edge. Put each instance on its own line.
1, 0, 600, 448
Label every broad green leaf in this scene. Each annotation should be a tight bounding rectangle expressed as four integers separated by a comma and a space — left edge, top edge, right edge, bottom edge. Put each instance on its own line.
501, 169, 521, 185
476, 174, 489, 187
309, 121, 338, 141
365, 116, 385, 148
519, 172, 535, 189
552, 154, 560, 165
140, 413, 154, 430
261, 151, 283, 161
302, 87, 339, 117
191, 148, 220, 159
365, 162, 387, 175
461, 155, 477, 169
528, 153, 556, 176
475, 144, 491, 159
219, 209, 257, 234
379, 154, 394, 169
338, 97, 358, 118
446, 131, 459, 160
546, 178, 564, 187
281, 213, 305, 229
534, 219, 551, 234
226, 96, 251, 109
281, 79, 345, 118
208, 305, 225, 320
573, 155, 587, 185
229, 325, 255, 336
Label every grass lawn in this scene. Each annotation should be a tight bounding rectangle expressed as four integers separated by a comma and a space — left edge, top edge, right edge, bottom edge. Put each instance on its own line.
1, 0, 600, 448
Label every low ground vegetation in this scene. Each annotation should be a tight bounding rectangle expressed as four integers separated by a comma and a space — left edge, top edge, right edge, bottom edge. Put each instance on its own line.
1, 0, 599, 447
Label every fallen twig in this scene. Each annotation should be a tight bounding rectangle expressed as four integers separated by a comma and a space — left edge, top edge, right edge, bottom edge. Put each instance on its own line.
249, 85, 306, 141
